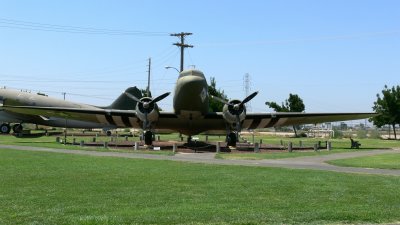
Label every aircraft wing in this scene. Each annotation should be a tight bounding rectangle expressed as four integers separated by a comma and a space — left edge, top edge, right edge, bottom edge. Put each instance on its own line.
154, 112, 378, 135
2, 105, 377, 133
241, 112, 378, 130
2, 105, 138, 125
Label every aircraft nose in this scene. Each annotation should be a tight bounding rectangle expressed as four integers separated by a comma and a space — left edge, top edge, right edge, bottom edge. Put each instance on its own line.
179, 76, 207, 98
173, 75, 209, 115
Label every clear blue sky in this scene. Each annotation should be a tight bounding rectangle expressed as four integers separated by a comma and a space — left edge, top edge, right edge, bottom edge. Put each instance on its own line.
1, 0, 399, 113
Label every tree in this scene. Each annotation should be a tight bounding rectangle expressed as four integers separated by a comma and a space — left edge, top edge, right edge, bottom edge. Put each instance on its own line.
370, 85, 400, 140
266, 93, 305, 137
287, 94, 306, 113
208, 77, 228, 112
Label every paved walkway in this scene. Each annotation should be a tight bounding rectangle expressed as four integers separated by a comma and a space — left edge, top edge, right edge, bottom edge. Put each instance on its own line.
1, 144, 400, 176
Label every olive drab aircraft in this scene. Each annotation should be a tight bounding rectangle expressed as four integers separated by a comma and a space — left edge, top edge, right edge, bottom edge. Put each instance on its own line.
0, 87, 141, 135
2, 69, 377, 146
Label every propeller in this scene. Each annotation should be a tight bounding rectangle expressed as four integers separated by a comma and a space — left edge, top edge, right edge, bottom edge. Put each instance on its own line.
124, 92, 141, 103
125, 92, 170, 129
234, 91, 258, 133
125, 92, 170, 111
150, 92, 170, 105
211, 91, 258, 112
212, 91, 259, 136
210, 95, 229, 105
238, 91, 258, 108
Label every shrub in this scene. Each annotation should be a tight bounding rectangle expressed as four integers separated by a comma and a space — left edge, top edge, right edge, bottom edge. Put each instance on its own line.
369, 129, 381, 139
357, 129, 367, 139
332, 128, 343, 139
298, 132, 308, 137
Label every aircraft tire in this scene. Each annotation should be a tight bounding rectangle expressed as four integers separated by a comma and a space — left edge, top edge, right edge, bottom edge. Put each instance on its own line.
227, 132, 237, 147
12, 124, 23, 133
144, 131, 153, 145
0, 123, 11, 134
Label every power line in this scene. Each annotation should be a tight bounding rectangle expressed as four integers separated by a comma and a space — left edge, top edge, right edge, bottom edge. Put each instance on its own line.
151, 47, 180, 69
0, 78, 146, 83
197, 30, 400, 47
0, 18, 169, 36
1, 46, 179, 82
186, 49, 196, 68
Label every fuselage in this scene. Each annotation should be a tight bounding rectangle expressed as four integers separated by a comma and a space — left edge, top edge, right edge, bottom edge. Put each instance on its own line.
0, 110, 25, 123
173, 69, 209, 119
1, 71, 214, 135
0, 88, 113, 129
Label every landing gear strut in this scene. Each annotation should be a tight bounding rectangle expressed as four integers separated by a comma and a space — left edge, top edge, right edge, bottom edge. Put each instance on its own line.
144, 130, 153, 146
227, 132, 237, 147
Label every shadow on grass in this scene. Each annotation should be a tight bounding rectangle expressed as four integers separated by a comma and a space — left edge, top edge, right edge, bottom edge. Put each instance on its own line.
342, 147, 392, 150
13, 133, 48, 138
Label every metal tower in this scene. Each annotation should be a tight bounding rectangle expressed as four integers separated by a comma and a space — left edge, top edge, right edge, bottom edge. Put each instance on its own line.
243, 73, 252, 112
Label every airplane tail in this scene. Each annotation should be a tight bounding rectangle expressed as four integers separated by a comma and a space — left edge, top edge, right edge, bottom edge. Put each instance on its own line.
105, 87, 142, 110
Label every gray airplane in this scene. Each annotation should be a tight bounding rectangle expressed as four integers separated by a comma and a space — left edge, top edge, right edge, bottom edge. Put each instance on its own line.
2, 69, 377, 146
0, 87, 141, 134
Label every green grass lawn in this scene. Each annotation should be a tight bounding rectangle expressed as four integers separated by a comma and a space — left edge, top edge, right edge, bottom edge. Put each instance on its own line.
0, 134, 174, 155
328, 153, 400, 170
1, 149, 400, 225
218, 136, 400, 160
2, 133, 400, 160
217, 149, 358, 160
252, 136, 400, 149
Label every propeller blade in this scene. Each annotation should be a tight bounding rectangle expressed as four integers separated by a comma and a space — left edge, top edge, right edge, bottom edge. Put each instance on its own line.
150, 92, 171, 104
240, 91, 258, 107
125, 92, 142, 103
210, 95, 230, 105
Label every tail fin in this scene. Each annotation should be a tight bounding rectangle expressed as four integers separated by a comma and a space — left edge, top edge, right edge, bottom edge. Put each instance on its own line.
105, 87, 142, 110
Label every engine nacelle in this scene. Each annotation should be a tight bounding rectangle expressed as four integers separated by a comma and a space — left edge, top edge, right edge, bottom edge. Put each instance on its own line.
222, 99, 246, 125
135, 97, 159, 124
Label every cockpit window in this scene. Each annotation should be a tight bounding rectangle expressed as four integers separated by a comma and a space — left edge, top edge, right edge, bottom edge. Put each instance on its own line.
179, 70, 205, 79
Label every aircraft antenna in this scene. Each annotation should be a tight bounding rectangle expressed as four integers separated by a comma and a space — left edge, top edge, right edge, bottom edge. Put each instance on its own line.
170, 32, 193, 72
243, 73, 252, 112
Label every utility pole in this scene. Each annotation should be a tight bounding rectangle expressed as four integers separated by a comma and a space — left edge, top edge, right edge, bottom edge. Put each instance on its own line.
62, 92, 67, 145
170, 32, 193, 72
146, 57, 151, 97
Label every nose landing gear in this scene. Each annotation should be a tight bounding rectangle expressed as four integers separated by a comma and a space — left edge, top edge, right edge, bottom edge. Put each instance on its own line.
144, 130, 154, 146
226, 132, 237, 147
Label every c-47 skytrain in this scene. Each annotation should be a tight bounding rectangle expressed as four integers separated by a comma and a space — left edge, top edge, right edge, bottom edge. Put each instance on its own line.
1, 69, 377, 146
